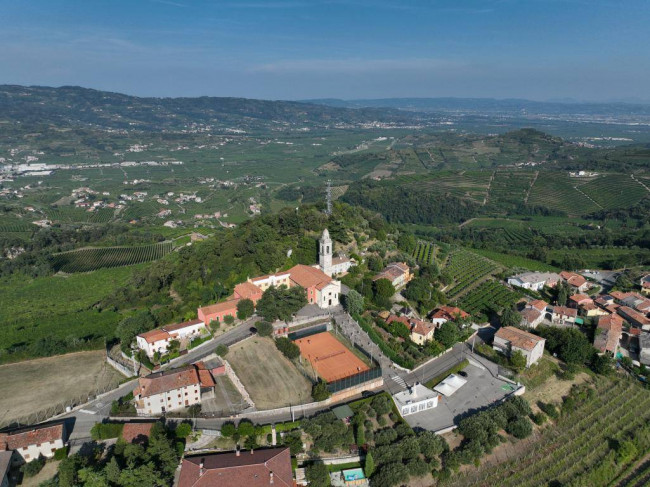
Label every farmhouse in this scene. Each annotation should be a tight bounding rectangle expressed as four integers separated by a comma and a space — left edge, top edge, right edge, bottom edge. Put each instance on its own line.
178, 447, 293, 487
373, 262, 412, 289
593, 314, 623, 355
493, 326, 545, 367
392, 382, 439, 417
134, 364, 215, 416
507, 272, 560, 291
560, 271, 589, 292
136, 319, 207, 358
0, 420, 67, 465
551, 306, 578, 325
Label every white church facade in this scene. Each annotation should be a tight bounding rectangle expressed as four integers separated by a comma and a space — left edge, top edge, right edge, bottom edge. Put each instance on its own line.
318, 229, 354, 277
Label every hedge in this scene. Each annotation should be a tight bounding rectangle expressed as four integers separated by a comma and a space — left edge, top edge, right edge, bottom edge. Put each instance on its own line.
424, 359, 469, 389
91, 422, 125, 440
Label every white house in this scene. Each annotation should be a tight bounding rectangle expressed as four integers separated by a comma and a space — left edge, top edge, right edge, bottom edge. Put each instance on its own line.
134, 364, 213, 416
507, 272, 561, 291
392, 382, 439, 417
493, 326, 545, 368
136, 319, 207, 358
0, 421, 67, 465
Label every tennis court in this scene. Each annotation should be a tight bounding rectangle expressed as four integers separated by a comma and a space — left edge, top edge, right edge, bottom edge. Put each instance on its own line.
295, 331, 370, 382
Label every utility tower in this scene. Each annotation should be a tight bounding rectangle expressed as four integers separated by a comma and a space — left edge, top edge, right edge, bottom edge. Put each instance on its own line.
325, 179, 332, 216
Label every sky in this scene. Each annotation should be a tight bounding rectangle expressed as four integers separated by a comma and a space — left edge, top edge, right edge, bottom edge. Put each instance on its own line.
0, 0, 649, 101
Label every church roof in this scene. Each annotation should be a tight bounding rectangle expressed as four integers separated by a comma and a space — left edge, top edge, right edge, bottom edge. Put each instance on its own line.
321, 229, 330, 241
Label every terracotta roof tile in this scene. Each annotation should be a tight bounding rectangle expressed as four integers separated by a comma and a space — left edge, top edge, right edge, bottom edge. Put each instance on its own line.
495, 326, 544, 351
0, 421, 66, 451
121, 422, 155, 444
136, 365, 201, 398
287, 264, 332, 289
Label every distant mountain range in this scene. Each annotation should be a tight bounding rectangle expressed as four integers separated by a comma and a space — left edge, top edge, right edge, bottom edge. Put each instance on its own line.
303, 97, 650, 117
0, 85, 431, 133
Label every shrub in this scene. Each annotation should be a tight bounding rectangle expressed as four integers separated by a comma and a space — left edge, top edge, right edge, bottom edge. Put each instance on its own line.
275, 337, 300, 360
506, 416, 533, 439
224, 315, 235, 325
175, 423, 192, 439
216, 344, 229, 357
311, 380, 331, 402
21, 456, 46, 477
257, 321, 274, 337
221, 422, 236, 437
91, 422, 124, 440
532, 412, 547, 425
538, 402, 559, 420
53, 447, 69, 460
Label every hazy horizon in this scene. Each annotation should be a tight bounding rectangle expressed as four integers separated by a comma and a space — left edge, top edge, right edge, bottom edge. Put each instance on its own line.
1, 0, 649, 102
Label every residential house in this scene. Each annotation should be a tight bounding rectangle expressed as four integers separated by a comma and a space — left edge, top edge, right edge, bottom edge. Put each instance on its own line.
613, 292, 650, 314
178, 447, 293, 487
560, 271, 589, 293
373, 262, 412, 289
507, 272, 560, 291
617, 306, 650, 330
134, 364, 215, 416
520, 308, 544, 328
429, 306, 470, 326
0, 421, 67, 464
493, 326, 545, 367
568, 294, 592, 309
593, 314, 624, 356
386, 314, 437, 345
197, 300, 239, 326
551, 306, 578, 325
136, 319, 207, 358
641, 275, 650, 296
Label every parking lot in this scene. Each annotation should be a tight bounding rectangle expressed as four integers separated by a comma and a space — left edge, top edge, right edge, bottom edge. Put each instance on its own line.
401, 362, 519, 432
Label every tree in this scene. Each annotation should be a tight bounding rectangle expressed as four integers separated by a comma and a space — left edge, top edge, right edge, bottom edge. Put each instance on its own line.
216, 344, 229, 357
256, 286, 307, 322
311, 380, 331, 401
275, 337, 300, 360
221, 422, 236, 437
344, 289, 364, 316
305, 462, 330, 487
236, 299, 255, 320
373, 278, 395, 301
506, 416, 532, 439
435, 321, 459, 349
509, 350, 527, 372
256, 321, 274, 337
364, 451, 375, 478
237, 419, 255, 437
175, 423, 192, 439
367, 255, 384, 272
501, 307, 522, 328
224, 315, 235, 325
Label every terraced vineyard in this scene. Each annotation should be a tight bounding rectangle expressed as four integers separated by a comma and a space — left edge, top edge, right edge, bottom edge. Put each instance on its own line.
527, 172, 599, 215
443, 249, 500, 299
450, 378, 650, 487
456, 280, 524, 316
412, 241, 436, 265
46, 207, 115, 223
51, 241, 173, 273
580, 174, 649, 209
486, 170, 536, 207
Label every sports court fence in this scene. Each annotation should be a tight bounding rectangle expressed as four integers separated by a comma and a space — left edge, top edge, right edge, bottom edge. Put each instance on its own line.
288, 323, 329, 341
327, 366, 382, 393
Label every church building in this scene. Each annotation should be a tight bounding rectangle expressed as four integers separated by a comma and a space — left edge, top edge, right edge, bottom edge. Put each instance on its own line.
318, 229, 354, 277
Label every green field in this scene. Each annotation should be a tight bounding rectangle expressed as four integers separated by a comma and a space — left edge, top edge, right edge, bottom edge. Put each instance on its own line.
470, 248, 559, 272
51, 241, 174, 272
0, 266, 139, 363
443, 249, 501, 299
456, 280, 524, 316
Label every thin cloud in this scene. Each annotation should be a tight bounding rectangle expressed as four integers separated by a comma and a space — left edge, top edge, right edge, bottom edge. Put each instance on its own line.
250, 58, 467, 75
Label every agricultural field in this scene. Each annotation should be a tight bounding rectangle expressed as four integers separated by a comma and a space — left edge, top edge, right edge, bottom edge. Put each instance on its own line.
527, 172, 599, 216
580, 174, 649, 209
469, 248, 559, 272
450, 377, 650, 487
51, 241, 174, 273
443, 249, 501, 299
412, 241, 437, 266
0, 266, 139, 363
0, 350, 123, 427
547, 247, 650, 270
227, 337, 312, 410
456, 280, 524, 317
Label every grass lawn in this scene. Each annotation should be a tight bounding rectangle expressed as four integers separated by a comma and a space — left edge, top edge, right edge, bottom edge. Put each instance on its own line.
227, 337, 312, 410
0, 350, 123, 426
517, 355, 561, 390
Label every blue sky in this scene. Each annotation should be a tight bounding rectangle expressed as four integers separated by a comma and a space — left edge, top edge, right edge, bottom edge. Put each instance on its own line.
1, 0, 648, 101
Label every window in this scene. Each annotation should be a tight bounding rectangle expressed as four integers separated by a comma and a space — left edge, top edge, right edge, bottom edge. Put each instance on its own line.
419, 403, 426, 411
402, 407, 409, 415
411, 406, 417, 413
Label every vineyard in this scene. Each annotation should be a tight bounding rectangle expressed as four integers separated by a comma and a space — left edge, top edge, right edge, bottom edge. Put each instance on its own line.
527, 172, 599, 215
51, 241, 173, 273
449, 378, 650, 487
456, 280, 524, 316
580, 174, 649, 209
412, 241, 437, 265
443, 249, 500, 299
470, 249, 558, 272
47, 207, 115, 223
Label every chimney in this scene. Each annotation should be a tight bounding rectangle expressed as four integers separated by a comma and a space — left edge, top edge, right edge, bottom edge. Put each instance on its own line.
236, 447, 240, 457
269, 471, 274, 485
199, 458, 205, 476
250, 448, 254, 454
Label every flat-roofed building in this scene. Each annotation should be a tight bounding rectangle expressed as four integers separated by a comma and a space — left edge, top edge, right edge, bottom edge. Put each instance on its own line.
392, 382, 439, 417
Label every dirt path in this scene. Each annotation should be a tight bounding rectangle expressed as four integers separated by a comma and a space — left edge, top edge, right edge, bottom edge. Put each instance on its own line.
483, 171, 496, 205
631, 173, 650, 193
524, 170, 539, 204
613, 452, 650, 487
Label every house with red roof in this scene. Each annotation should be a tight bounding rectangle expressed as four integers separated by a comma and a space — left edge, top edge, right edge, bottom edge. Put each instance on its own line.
134, 364, 216, 416
386, 314, 437, 345
178, 447, 293, 487
121, 422, 155, 445
617, 306, 650, 330
136, 319, 207, 358
493, 327, 545, 367
0, 420, 67, 465
551, 306, 578, 325
560, 271, 589, 292
373, 262, 412, 289
641, 274, 650, 296
593, 314, 623, 355
429, 306, 470, 325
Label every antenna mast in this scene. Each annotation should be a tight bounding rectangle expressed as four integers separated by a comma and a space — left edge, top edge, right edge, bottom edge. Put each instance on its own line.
325, 179, 332, 216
